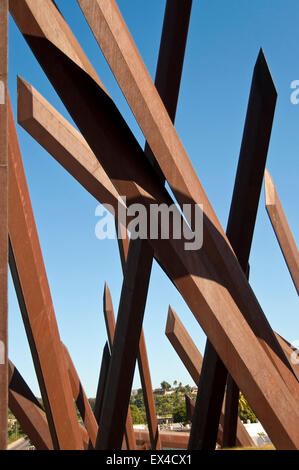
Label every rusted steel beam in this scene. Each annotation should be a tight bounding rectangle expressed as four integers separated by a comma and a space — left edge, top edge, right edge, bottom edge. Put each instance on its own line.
165, 307, 202, 386
191, 49, 278, 450
97, 0, 192, 450
17, 77, 125, 220
12, 0, 299, 449
94, 342, 110, 425
8, 360, 53, 450
97, 239, 153, 449
62, 343, 98, 448
0, 0, 8, 451
8, 99, 83, 450
77, 0, 299, 401
116, 230, 162, 451
165, 307, 254, 448
265, 169, 299, 294
185, 395, 224, 446
134, 430, 190, 450
103, 283, 136, 450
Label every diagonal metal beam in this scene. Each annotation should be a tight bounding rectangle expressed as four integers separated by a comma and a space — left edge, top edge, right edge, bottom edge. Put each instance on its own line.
8, 360, 53, 450
265, 169, 299, 294
94, 342, 111, 425
8, 97, 84, 450
102, 283, 136, 450
12, 0, 299, 449
62, 343, 98, 448
190, 49, 278, 450
165, 307, 254, 448
0, 0, 8, 451
77, 0, 299, 401
96, 0, 192, 449
116, 232, 162, 450
184, 395, 224, 446
97, 241, 153, 449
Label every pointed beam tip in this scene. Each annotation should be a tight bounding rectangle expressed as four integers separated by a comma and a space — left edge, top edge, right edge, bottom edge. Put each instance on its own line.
255, 48, 277, 99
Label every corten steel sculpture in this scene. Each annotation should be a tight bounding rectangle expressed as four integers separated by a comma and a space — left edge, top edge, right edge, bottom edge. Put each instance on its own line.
0, 0, 8, 451
1, 0, 298, 451
265, 170, 299, 295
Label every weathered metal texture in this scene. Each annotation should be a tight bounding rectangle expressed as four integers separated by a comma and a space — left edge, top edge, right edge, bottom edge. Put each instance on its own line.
97, 239, 154, 449
94, 342, 111, 425
165, 307, 202, 385
77, 0, 299, 403
7, 99, 83, 450
134, 430, 190, 450
265, 169, 299, 294
137, 332, 161, 450
62, 343, 98, 448
11, 0, 299, 449
222, 376, 240, 448
0, 0, 8, 451
17, 78, 125, 220
17, 0, 190, 451
165, 307, 253, 448
191, 49, 278, 450
95, 0, 191, 450
185, 395, 223, 446
116, 232, 161, 451
8, 360, 53, 450
103, 283, 136, 450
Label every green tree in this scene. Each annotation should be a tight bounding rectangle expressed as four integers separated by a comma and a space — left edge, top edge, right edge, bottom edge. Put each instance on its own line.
130, 404, 145, 425
238, 392, 257, 423
161, 381, 171, 392
173, 403, 187, 424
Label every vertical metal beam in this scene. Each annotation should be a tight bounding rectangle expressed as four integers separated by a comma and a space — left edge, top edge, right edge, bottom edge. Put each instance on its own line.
8, 360, 53, 450
62, 344, 98, 448
8, 99, 83, 450
190, 49, 278, 450
265, 169, 299, 294
0, 0, 8, 451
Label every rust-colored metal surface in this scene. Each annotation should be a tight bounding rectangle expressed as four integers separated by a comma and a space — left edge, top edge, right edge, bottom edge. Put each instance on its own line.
7, 98, 83, 450
192, 49, 278, 450
265, 169, 299, 294
134, 430, 190, 450
165, 307, 253, 448
0, 0, 8, 451
77, 1, 299, 400
3, 0, 298, 451
185, 395, 224, 446
165, 307, 202, 386
8, 360, 53, 450
116, 231, 161, 450
62, 344, 98, 448
102, 283, 136, 450
10, 0, 299, 449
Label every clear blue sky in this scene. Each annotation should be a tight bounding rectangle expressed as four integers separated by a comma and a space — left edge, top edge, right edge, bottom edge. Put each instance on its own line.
8, 0, 298, 398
